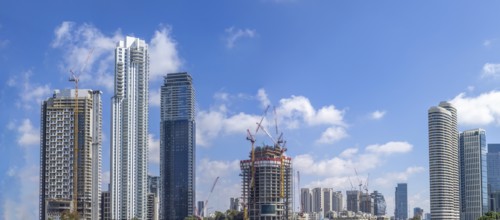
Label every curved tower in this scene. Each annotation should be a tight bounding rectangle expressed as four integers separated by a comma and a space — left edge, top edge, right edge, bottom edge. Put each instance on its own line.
428, 101, 459, 220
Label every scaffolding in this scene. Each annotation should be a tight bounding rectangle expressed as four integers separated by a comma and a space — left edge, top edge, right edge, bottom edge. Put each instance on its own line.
241, 145, 293, 220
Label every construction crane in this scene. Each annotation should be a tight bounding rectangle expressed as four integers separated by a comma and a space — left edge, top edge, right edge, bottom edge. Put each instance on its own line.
354, 168, 363, 192
348, 176, 355, 190
68, 48, 94, 214
202, 176, 220, 217
363, 173, 370, 194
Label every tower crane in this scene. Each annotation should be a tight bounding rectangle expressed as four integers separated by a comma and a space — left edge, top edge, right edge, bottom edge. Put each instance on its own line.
202, 176, 220, 217
68, 48, 94, 214
354, 168, 363, 192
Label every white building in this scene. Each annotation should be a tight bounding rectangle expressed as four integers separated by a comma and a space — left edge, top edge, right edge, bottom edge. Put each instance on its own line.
312, 187, 324, 213
428, 101, 459, 220
40, 89, 102, 220
111, 36, 149, 220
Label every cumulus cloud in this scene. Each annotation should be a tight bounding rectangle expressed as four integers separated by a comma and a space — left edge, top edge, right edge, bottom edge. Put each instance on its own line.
225, 27, 257, 49
277, 95, 345, 128
257, 88, 271, 109
370, 110, 386, 120
339, 148, 358, 158
148, 134, 160, 165
11, 71, 52, 110
17, 119, 39, 147
2, 165, 39, 220
149, 88, 161, 107
449, 91, 500, 126
482, 63, 500, 78
149, 27, 181, 80
316, 126, 348, 144
374, 166, 425, 187
365, 141, 413, 155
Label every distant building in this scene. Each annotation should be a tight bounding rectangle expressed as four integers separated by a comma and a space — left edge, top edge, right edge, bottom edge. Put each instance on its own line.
323, 188, 333, 216
197, 201, 204, 217
312, 187, 324, 213
346, 190, 360, 213
240, 145, 293, 219
428, 102, 459, 220
459, 129, 488, 220
301, 188, 313, 213
40, 89, 102, 220
359, 192, 374, 215
230, 197, 240, 211
148, 175, 160, 197
424, 212, 431, 220
101, 191, 111, 220
413, 207, 423, 219
395, 183, 407, 220
371, 191, 386, 216
147, 193, 158, 220
332, 191, 343, 212
160, 72, 196, 220
488, 144, 500, 212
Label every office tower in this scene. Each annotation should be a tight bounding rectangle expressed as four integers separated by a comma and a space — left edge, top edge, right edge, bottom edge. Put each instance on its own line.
230, 197, 240, 211
148, 175, 160, 197
301, 188, 312, 213
323, 188, 333, 215
371, 191, 386, 216
428, 101, 459, 220
312, 187, 324, 213
488, 144, 500, 211
40, 89, 102, 220
111, 36, 149, 220
395, 183, 408, 220
331, 191, 343, 212
101, 191, 111, 220
197, 201, 204, 217
346, 190, 360, 212
161, 72, 196, 220
240, 145, 293, 219
425, 213, 431, 220
414, 207, 424, 219
459, 129, 488, 220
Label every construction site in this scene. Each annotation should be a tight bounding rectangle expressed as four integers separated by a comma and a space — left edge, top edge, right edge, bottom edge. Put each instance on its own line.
240, 106, 294, 220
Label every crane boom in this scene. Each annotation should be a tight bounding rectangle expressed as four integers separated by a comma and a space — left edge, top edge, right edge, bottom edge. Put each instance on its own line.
202, 176, 220, 217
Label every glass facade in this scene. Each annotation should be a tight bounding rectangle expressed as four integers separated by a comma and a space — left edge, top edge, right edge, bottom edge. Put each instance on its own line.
160, 72, 195, 220
395, 183, 408, 220
372, 191, 386, 216
488, 144, 500, 211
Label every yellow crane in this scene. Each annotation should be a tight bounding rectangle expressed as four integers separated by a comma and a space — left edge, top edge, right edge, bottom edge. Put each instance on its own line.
68, 48, 93, 214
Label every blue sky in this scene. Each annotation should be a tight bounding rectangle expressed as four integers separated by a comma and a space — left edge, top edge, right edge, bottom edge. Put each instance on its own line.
3, 0, 500, 218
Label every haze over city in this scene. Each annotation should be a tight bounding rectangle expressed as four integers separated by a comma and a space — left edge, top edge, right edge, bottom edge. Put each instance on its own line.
3, 1, 500, 219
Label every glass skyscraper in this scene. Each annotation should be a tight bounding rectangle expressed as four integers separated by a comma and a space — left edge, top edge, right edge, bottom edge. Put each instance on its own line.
372, 190, 386, 216
459, 129, 488, 220
395, 183, 408, 220
428, 102, 459, 220
488, 144, 500, 211
160, 72, 195, 220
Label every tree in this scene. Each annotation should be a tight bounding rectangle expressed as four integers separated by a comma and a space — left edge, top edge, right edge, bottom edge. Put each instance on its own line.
478, 211, 500, 220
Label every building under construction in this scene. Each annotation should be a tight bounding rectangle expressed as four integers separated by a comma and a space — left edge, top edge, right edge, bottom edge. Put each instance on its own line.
240, 145, 293, 219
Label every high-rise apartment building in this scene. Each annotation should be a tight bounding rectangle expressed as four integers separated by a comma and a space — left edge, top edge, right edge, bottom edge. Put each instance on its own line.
359, 192, 373, 215
160, 72, 196, 220
459, 129, 488, 220
428, 101, 459, 220
395, 183, 408, 220
488, 144, 500, 211
230, 197, 240, 211
372, 191, 386, 216
40, 89, 102, 220
312, 187, 324, 213
331, 191, 343, 213
322, 188, 333, 216
111, 36, 149, 220
101, 190, 111, 220
301, 188, 312, 213
147, 175, 160, 220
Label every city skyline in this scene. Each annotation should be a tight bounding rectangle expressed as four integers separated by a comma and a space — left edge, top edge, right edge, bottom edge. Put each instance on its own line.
5, 1, 500, 219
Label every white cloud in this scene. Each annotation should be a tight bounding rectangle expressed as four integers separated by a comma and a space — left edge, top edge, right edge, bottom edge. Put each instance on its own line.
449, 91, 500, 126
482, 63, 500, 78
17, 119, 39, 147
339, 148, 358, 158
365, 141, 413, 155
149, 27, 181, 80
370, 110, 386, 120
374, 166, 425, 187
3, 165, 39, 220
225, 27, 257, 49
277, 95, 345, 128
316, 126, 348, 144
148, 134, 160, 165
149, 88, 161, 107
12, 71, 52, 110
257, 88, 271, 108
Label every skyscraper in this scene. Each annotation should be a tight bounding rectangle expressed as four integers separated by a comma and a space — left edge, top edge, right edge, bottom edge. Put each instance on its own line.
372, 191, 386, 216
428, 101, 459, 220
40, 89, 102, 220
346, 190, 360, 213
312, 187, 324, 213
111, 36, 149, 220
301, 188, 312, 213
148, 175, 160, 220
323, 188, 333, 216
488, 144, 500, 211
331, 191, 343, 213
459, 129, 488, 220
160, 72, 196, 220
395, 183, 408, 220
